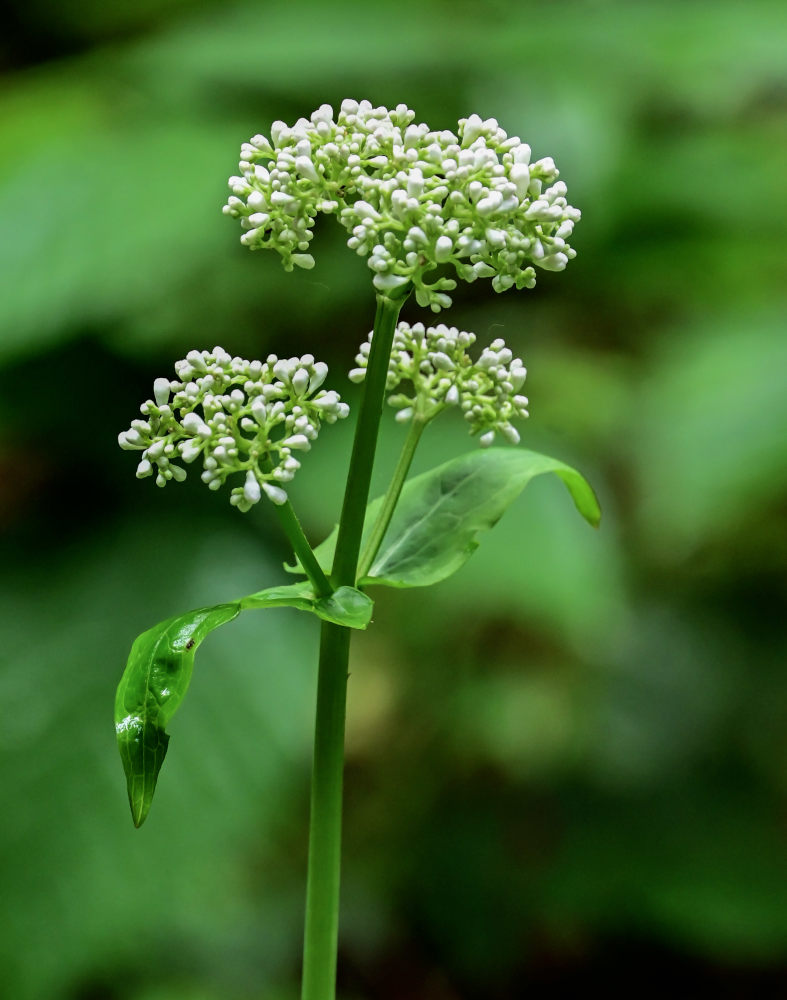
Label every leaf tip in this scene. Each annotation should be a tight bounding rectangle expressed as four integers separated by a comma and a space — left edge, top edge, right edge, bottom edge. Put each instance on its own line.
130, 798, 149, 829
116, 715, 169, 830
586, 489, 602, 529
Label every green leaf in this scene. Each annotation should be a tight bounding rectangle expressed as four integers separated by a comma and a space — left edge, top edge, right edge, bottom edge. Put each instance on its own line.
240, 582, 374, 629
115, 582, 372, 826
114, 604, 240, 828
298, 448, 599, 588
315, 586, 375, 629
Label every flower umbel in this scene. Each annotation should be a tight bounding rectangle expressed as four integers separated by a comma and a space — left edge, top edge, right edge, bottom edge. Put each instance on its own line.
224, 100, 580, 311
349, 322, 528, 446
119, 347, 349, 510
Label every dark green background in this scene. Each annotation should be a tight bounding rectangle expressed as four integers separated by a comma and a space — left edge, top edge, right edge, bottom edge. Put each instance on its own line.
1, 1, 786, 997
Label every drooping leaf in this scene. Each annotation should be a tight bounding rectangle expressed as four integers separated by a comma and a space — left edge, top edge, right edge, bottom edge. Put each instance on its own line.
368, 449, 600, 587
115, 582, 372, 826
295, 448, 599, 589
114, 604, 240, 828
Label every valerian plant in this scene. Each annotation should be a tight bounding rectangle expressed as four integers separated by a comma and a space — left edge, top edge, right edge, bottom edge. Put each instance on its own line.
115, 99, 598, 1000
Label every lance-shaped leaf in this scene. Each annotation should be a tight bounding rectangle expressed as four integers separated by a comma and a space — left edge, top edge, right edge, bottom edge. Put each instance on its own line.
294, 448, 600, 588
115, 604, 240, 828
115, 582, 372, 826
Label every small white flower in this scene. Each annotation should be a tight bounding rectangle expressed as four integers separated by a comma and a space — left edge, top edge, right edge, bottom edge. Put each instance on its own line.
243, 470, 262, 504
224, 101, 580, 310
262, 482, 288, 505
434, 236, 453, 262
119, 347, 349, 512
350, 322, 529, 445
282, 434, 311, 451
153, 378, 171, 407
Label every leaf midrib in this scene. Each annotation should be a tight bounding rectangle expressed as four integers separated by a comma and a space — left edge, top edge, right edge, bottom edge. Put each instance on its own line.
370, 460, 510, 577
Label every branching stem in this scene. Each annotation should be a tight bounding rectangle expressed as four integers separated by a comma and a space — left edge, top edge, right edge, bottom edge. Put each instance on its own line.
300, 291, 407, 1000
330, 295, 406, 587
357, 417, 426, 580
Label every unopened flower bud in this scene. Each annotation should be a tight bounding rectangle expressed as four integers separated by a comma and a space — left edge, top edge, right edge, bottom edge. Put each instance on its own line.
225, 101, 579, 309
262, 482, 288, 505
243, 470, 262, 504
120, 347, 349, 512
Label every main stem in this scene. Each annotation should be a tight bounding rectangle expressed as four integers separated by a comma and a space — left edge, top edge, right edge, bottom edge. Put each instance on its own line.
300, 293, 405, 1000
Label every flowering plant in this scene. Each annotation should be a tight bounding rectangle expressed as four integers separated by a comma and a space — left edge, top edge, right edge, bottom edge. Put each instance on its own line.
115, 100, 598, 1000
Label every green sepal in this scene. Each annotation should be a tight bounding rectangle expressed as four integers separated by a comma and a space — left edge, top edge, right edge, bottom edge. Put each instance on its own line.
115, 583, 372, 827
288, 448, 600, 588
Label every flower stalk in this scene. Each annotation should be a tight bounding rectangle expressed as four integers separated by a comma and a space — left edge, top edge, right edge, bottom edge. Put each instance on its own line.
271, 498, 332, 599
301, 291, 407, 1000
357, 416, 425, 581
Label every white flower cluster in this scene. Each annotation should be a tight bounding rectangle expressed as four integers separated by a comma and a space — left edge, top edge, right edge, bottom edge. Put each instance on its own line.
118, 347, 349, 511
224, 100, 580, 311
349, 322, 528, 446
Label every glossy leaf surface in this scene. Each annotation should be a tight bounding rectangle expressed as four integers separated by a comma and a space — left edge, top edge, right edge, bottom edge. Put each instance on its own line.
115, 582, 372, 826
241, 582, 374, 629
301, 448, 600, 588
115, 604, 239, 827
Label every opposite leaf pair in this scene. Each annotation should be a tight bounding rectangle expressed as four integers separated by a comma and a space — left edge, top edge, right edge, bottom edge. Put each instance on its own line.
115, 447, 599, 826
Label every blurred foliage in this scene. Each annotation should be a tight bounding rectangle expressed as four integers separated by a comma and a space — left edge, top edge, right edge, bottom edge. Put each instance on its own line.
1, 0, 786, 997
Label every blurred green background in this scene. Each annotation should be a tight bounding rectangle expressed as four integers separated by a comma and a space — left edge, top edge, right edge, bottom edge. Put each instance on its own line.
1, 1, 786, 997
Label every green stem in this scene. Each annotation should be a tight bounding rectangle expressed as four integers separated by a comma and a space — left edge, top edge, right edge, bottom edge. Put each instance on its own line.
273, 500, 332, 599
300, 292, 406, 1000
357, 417, 426, 580
299, 622, 350, 1000
330, 294, 404, 587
